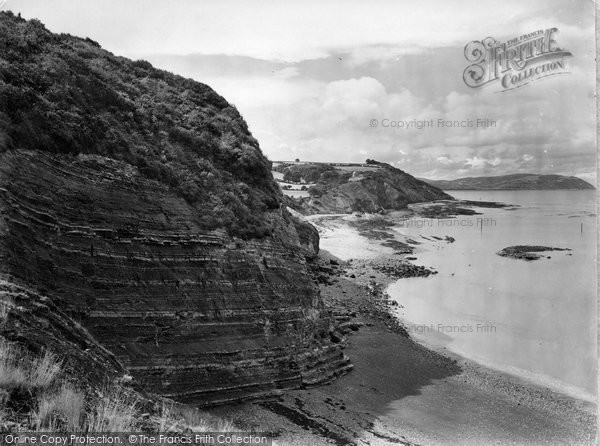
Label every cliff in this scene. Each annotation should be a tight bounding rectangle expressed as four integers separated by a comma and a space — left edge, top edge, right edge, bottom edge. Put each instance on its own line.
0, 12, 350, 406
421, 174, 595, 190
277, 162, 453, 214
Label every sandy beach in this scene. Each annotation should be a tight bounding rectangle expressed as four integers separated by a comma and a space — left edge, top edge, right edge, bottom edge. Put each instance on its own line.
210, 213, 597, 445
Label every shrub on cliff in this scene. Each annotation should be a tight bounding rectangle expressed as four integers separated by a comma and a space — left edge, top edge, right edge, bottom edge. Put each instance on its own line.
280, 163, 335, 183
0, 11, 280, 239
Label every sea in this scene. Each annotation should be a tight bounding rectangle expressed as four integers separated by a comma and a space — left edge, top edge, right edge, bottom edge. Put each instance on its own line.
386, 190, 597, 402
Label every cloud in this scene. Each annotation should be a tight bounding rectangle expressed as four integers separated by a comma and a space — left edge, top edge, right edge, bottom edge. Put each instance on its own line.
343, 45, 428, 67
436, 156, 453, 165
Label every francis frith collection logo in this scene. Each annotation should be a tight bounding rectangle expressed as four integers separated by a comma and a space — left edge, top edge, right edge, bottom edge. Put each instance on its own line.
463, 28, 571, 92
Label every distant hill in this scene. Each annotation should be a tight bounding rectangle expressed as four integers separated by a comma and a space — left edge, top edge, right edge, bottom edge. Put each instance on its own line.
275, 161, 452, 214
420, 174, 595, 190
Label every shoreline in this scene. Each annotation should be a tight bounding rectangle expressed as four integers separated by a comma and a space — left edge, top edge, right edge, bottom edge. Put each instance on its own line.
346, 253, 596, 413
344, 251, 597, 412
399, 318, 597, 406
321, 205, 596, 405
209, 210, 596, 445
337, 208, 597, 406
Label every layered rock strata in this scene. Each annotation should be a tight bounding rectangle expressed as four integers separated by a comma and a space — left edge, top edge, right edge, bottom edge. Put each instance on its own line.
0, 148, 351, 406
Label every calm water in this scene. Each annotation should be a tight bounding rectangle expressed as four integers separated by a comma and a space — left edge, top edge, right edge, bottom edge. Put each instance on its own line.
387, 190, 597, 401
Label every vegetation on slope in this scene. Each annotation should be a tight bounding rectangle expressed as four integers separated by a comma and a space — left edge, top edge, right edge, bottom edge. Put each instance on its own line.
0, 11, 281, 238
273, 163, 335, 183
278, 160, 453, 214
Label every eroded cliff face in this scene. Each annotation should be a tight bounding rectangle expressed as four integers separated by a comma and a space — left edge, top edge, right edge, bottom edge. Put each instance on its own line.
0, 12, 350, 406
0, 151, 351, 405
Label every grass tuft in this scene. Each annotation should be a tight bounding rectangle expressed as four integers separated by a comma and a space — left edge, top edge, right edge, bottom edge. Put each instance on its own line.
0, 342, 61, 390
55, 384, 85, 430
175, 405, 235, 433
29, 351, 61, 388
0, 342, 28, 388
86, 387, 138, 432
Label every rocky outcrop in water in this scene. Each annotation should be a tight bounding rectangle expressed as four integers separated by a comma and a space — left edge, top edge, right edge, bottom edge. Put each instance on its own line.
0, 12, 351, 406
497, 245, 571, 261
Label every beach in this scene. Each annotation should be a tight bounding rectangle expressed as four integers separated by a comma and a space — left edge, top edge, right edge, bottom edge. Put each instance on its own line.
210, 209, 597, 445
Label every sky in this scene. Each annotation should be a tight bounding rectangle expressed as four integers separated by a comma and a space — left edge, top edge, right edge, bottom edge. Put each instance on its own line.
2, 0, 596, 183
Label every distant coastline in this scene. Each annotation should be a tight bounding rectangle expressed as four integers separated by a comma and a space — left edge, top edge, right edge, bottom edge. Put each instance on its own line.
420, 173, 595, 190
